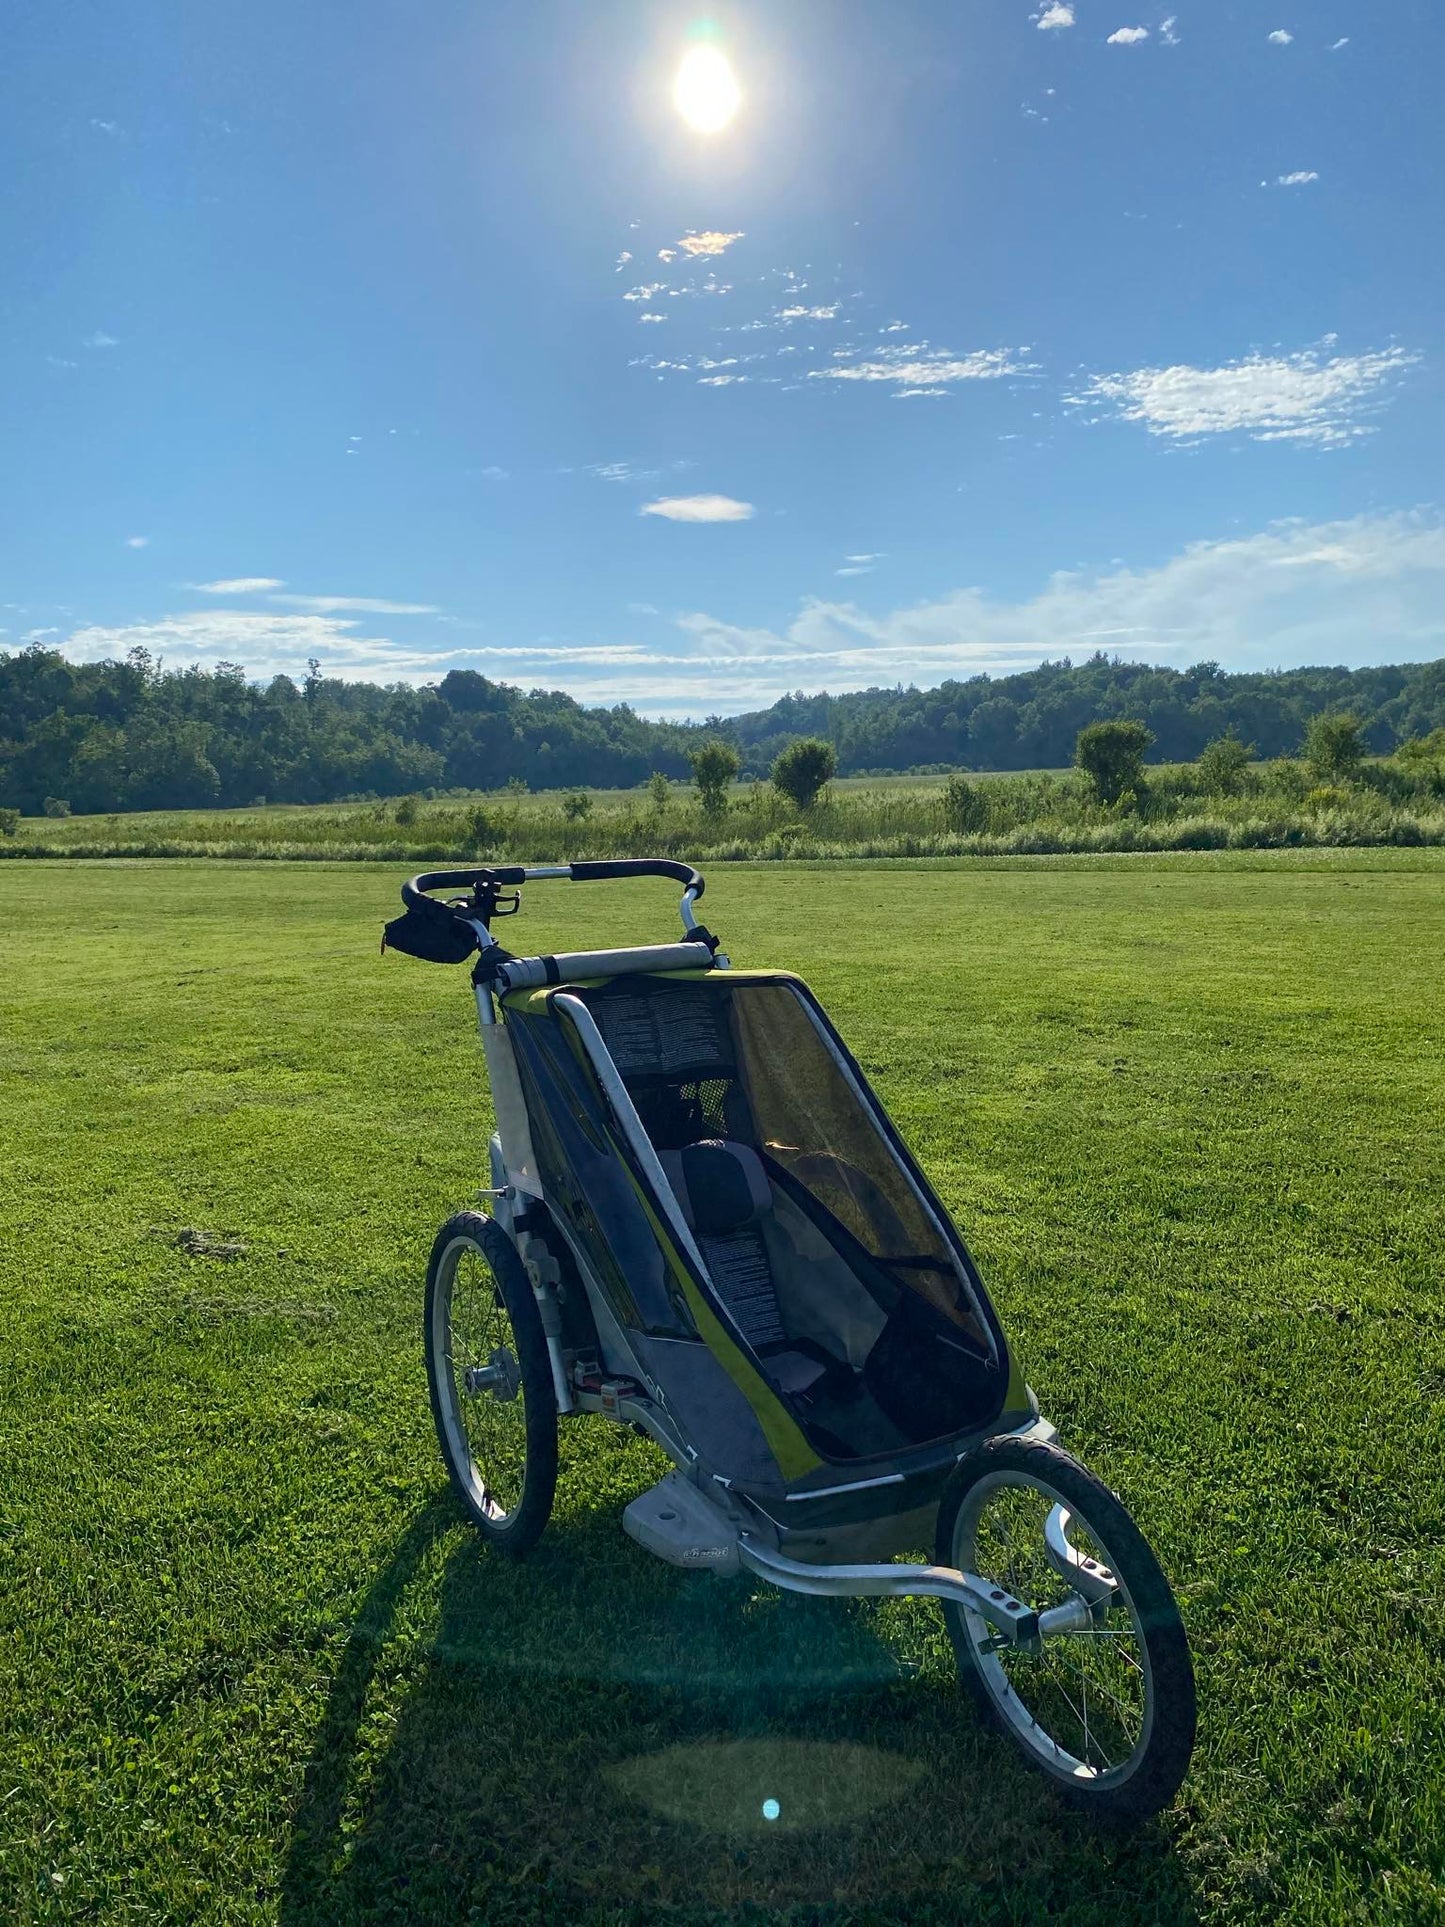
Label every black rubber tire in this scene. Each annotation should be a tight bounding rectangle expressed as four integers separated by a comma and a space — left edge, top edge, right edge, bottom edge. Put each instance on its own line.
424, 1211, 558, 1556
936, 1436, 1196, 1823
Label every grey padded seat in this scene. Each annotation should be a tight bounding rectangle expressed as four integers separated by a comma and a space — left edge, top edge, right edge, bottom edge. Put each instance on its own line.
659, 1139, 831, 1397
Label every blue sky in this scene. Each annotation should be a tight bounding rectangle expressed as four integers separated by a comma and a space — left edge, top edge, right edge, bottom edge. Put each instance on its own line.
4, 0, 1442, 715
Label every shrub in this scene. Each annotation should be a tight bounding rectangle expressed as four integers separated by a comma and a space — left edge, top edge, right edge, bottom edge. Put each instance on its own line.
1196, 730, 1255, 796
770, 738, 837, 811
941, 773, 987, 834
562, 791, 592, 822
394, 796, 419, 825
1075, 720, 1152, 806
647, 771, 671, 814
0, 807, 19, 838
1303, 711, 1364, 784
689, 740, 740, 817
43, 797, 71, 818
466, 805, 496, 848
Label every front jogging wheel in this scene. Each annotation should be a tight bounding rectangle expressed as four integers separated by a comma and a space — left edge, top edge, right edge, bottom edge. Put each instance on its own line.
936, 1437, 1195, 1823
425, 1211, 557, 1555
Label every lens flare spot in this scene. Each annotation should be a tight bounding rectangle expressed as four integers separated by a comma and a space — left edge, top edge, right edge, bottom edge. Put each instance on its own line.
762, 1797, 781, 1821
673, 45, 741, 133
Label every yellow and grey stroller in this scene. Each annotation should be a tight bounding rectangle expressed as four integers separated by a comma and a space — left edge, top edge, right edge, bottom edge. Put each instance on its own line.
383, 859, 1195, 1821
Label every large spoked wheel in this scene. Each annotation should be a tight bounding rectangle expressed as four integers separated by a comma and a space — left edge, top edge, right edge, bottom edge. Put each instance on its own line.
424, 1211, 557, 1555
937, 1437, 1196, 1822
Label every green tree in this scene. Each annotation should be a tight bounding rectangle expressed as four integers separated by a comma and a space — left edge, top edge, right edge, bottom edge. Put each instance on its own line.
0, 807, 19, 837
689, 740, 740, 817
1303, 712, 1364, 784
562, 790, 592, 822
941, 772, 987, 833
1075, 720, 1153, 806
43, 796, 71, 817
1196, 729, 1255, 796
770, 737, 837, 810
647, 771, 671, 814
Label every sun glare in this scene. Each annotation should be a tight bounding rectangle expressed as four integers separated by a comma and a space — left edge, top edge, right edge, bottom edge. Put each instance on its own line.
673, 45, 741, 133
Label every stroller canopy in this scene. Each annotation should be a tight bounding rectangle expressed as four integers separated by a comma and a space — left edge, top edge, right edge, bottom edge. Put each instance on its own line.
503, 970, 1015, 1497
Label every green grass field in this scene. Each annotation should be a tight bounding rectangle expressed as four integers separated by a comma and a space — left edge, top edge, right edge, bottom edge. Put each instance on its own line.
3, 853, 1443, 1924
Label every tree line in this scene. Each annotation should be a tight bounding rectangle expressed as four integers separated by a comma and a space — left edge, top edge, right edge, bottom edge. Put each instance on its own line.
1, 641, 1442, 817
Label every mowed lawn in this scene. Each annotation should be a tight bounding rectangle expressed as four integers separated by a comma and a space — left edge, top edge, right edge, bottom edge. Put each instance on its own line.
2, 853, 1443, 1926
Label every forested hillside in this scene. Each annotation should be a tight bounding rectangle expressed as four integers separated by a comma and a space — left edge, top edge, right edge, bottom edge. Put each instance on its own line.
2, 642, 1443, 814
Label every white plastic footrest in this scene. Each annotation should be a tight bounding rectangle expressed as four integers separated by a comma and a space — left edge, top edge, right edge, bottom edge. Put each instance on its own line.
622, 1471, 741, 1573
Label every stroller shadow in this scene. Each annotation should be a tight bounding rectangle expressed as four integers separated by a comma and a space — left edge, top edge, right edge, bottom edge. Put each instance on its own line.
278, 1486, 1199, 1923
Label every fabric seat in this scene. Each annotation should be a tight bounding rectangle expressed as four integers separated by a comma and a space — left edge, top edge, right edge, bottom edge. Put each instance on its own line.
659, 1139, 833, 1396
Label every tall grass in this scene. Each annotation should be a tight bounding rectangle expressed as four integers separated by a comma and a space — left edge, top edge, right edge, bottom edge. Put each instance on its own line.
4, 760, 1444, 862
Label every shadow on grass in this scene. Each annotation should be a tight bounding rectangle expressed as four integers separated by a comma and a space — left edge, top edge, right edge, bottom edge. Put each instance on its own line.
278, 1499, 1198, 1925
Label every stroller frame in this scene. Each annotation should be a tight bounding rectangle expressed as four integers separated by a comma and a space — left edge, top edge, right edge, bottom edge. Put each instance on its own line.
403, 859, 1066, 1646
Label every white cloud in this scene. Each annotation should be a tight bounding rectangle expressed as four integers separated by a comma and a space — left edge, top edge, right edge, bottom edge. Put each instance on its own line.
56, 515, 1445, 714
59, 610, 404, 681
1271, 170, 1320, 187
195, 577, 286, 594
1069, 345, 1420, 447
836, 565, 874, 577
640, 494, 755, 523
1034, 4, 1075, 28
634, 511, 1445, 711
480, 465, 509, 481
586, 461, 662, 485
614, 251, 633, 271
124, 536, 149, 549
268, 595, 440, 614
622, 282, 666, 303
776, 303, 841, 322
811, 344, 1033, 390
677, 230, 744, 258
1107, 26, 1150, 44
846, 553, 884, 564
1268, 28, 1293, 45
638, 312, 668, 323
84, 331, 119, 348
698, 374, 747, 385
1160, 15, 1180, 44
1330, 37, 1349, 50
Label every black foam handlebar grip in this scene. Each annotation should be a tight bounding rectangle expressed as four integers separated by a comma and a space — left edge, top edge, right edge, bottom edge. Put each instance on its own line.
568, 859, 705, 898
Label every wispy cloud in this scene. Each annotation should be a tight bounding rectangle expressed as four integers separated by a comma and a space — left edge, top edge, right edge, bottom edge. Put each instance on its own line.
586, 461, 663, 485
480, 465, 509, 481
48, 513, 1445, 708
1033, 4, 1075, 29
1329, 36, 1349, 50
1268, 28, 1293, 45
1160, 15, 1180, 44
1068, 344, 1420, 447
776, 303, 840, 322
677, 230, 744, 258
125, 536, 150, 550
83, 331, 119, 349
810, 343, 1034, 393
1106, 26, 1149, 44
640, 495, 755, 523
641, 512, 1445, 712
1269, 170, 1320, 188
268, 594, 440, 615
614, 251, 633, 271
195, 577, 286, 594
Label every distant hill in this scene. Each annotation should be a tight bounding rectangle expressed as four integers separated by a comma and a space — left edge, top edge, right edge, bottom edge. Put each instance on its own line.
2, 642, 1442, 815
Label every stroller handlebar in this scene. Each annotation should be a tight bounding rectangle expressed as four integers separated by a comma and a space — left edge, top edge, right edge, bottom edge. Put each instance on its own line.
393, 860, 718, 966
401, 857, 704, 912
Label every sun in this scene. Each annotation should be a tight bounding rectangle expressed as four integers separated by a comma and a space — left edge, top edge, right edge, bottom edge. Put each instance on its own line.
673, 45, 741, 133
